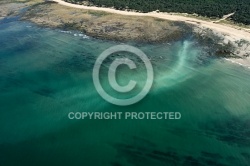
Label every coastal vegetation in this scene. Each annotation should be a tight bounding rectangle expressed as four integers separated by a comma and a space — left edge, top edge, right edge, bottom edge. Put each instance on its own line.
22, 2, 189, 42
66, 0, 250, 25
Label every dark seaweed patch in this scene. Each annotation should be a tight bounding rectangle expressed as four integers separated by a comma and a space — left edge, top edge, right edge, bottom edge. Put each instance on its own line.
201, 152, 223, 160
53, 52, 95, 73
110, 162, 123, 166
183, 156, 204, 166
113, 138, 230, 166
201, 117, 250, 147
32, 86, 55, 98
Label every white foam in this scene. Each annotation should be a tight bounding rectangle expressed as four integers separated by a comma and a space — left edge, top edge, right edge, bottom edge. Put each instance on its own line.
71, 33, 89, 39
60, 30, 71, 34
225, 58, 250, 69
82, 35, 89, 39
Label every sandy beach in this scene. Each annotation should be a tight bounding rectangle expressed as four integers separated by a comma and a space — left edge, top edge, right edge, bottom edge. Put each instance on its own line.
52, 0, 250, 42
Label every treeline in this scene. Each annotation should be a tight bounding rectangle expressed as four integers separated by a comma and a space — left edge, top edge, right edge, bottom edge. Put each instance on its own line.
66, 0, 250, 25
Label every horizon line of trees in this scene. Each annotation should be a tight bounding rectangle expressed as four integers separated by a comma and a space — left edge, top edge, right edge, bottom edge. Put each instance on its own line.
65, 0, 250, 25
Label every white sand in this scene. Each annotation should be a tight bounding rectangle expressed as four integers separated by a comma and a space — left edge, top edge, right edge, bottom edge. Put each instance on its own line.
52, 0, 250, 68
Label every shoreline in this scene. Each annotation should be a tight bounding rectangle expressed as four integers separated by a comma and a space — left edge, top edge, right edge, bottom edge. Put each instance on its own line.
1, 0, 250, 68
22, 1, 191, 43
51, 0, 250, 68
52, 0, 250, 42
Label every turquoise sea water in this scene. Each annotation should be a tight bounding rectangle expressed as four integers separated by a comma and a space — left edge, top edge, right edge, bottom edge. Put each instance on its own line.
0, 19, 250, 166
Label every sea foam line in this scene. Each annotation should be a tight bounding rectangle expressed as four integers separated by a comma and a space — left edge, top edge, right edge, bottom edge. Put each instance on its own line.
74, 33, 90, 39
59, 30, 89, 39
225, 58, 250, 69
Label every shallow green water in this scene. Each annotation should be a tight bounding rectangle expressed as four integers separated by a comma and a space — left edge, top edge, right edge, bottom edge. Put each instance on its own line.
0, 20, 250, 166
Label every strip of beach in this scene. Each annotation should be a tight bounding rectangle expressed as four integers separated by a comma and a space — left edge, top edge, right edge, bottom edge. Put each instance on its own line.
53, 0, 250, 42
